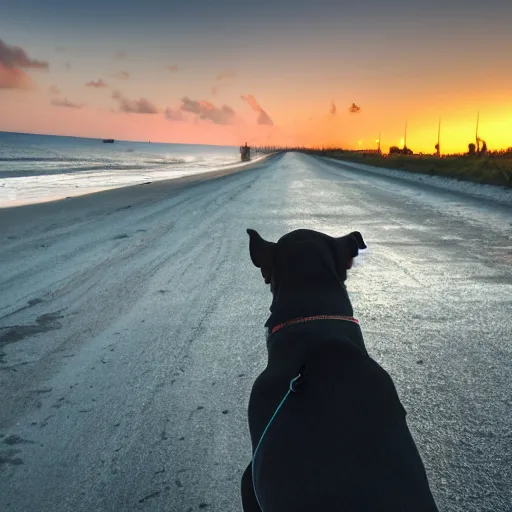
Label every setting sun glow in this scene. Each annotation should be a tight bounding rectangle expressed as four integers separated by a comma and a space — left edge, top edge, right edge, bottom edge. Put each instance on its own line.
1, 1, 511, 154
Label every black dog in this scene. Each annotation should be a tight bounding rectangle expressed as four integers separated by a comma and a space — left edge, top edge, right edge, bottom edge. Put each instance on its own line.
241, 228, 439, 511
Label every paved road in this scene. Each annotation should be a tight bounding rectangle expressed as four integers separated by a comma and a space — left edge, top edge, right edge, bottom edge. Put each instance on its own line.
1, 153, 511, 511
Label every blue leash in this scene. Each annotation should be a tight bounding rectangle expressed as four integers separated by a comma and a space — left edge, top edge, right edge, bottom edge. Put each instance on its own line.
251, 373, 302, 511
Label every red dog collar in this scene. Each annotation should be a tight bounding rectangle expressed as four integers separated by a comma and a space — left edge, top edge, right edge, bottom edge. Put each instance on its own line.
271, 315, 360, 335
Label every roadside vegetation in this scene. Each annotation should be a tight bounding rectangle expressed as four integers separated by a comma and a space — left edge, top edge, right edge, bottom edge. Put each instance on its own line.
327, 151, 512, 188
254, 145, 512, 188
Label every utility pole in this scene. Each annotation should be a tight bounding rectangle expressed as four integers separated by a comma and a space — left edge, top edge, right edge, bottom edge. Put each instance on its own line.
476, 111, 480, 153
437, 116, 441, 157
377, 132, 381, 153
404, 121, 408, 150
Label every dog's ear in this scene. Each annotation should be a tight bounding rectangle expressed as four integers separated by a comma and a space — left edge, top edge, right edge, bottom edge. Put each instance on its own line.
247, 229, 275, 284
335, 231, 367, 270
349, 231, 367, 251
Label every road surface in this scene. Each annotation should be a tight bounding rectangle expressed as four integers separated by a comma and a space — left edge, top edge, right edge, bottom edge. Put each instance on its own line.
1, 153, 511, 511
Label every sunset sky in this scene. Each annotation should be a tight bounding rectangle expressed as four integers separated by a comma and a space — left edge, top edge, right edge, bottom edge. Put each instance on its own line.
1, 0, 511, 153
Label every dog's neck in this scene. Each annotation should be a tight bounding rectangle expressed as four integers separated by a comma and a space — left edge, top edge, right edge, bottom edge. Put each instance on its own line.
264, 284, 354, 330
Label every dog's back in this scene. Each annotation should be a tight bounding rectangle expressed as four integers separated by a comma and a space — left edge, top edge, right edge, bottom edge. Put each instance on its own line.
248, 324, 437, 511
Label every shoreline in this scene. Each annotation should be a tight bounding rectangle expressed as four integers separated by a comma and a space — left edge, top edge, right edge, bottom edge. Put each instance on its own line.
0, 154, 275, 211
0, 154, 277, 239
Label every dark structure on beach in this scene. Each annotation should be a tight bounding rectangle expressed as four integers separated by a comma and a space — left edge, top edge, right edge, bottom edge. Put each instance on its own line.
240, 142, 251, 162
103, 139, 115, 144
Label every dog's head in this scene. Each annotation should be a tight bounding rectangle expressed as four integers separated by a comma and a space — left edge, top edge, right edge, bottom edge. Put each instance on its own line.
247, 228, 366, 293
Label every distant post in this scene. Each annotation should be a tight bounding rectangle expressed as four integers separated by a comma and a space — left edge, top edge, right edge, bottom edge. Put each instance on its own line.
475, 111, 480, 154
436, 117, 441, 157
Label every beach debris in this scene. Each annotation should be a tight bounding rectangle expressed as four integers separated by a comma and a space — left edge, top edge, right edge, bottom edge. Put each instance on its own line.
240, 142, 251, 162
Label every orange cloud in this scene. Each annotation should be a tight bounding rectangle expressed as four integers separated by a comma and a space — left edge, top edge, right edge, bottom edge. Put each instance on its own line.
180, 97, 236, 124
51, 97, 84, 109
112, 71, 130, 80
114, 51, 127, 60
212, 70, 236, 95
349, 102, 361, 113
0, 64, 35, 89
86, 79, 107, 88
241, 94, 274, 125
0, 39, 49, 70
0, 38, 48, 89
112, 91, 159, 114
167, 65, 179, 72
216, 70, 236, 81
164, 107, 185, 121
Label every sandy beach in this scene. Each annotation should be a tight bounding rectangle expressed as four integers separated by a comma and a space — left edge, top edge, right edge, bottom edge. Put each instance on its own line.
1, 153, 511, 511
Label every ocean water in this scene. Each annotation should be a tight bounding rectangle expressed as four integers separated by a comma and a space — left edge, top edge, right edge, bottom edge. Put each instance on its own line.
0, 132, 243, 207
